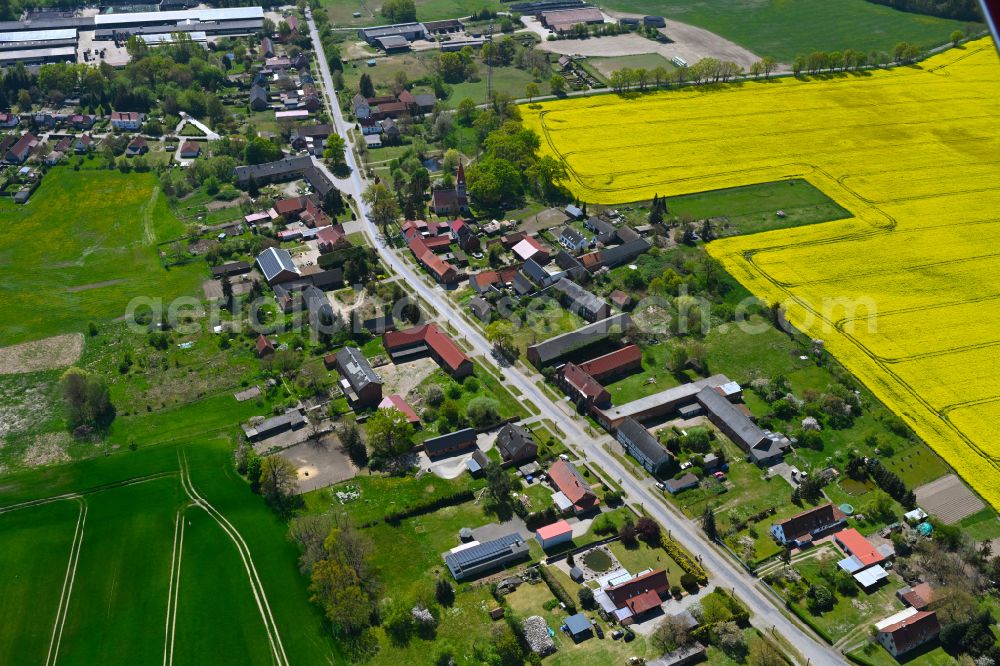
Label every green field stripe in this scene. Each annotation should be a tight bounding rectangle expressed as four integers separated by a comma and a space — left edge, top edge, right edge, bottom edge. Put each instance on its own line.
0, 499, 83, 665
169, 505, 276, 666
53, 477, 183, 665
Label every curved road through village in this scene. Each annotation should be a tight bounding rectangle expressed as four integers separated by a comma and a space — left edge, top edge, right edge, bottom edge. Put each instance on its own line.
306, 11, 845, 664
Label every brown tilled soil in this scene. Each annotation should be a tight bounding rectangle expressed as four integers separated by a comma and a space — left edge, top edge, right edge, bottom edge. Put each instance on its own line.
0, 333, 84, 375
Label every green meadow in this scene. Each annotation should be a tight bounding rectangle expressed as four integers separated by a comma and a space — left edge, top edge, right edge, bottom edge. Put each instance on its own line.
0, 168, 205, 345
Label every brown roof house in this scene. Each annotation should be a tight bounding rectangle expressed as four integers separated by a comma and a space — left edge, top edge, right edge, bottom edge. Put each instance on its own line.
876, 608, 940, 658
769, 503, 846, 547
255, 335, 275, 358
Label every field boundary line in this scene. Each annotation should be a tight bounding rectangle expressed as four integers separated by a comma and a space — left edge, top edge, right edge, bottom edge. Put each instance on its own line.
178, 452, 289, 666
46, 497, 87, 666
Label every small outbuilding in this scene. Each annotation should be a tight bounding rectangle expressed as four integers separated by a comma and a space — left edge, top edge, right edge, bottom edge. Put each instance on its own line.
563, 613, 592, 642
535, 520, 573, 549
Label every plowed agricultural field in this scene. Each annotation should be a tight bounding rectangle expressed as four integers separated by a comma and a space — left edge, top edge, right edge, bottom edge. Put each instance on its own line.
523, 40, 1000, 507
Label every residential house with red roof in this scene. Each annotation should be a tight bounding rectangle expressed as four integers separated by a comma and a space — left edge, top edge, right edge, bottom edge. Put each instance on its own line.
448, 217, 480, 251
383, 323, 473, 378
126, 136, 148, 156
897, 582, 934, 610
598, 569, 669, 625
111, 111, 142, 131
6, 132, 37, 163
512, 235, 550, 264
834, 528, 892, 573
548, 459, 599, 514
180, 141, 201, 159
560, 362, 611, 411
255, 335, 275, 358
378, 394, 420, 425
316, 225, 348, 253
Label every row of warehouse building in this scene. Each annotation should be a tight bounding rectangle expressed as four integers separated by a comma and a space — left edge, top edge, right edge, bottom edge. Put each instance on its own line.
0, 6, 263, 66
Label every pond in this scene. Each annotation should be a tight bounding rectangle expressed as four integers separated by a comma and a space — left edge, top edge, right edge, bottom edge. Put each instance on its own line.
582, 549, 613, 573
839, 478, 874, 496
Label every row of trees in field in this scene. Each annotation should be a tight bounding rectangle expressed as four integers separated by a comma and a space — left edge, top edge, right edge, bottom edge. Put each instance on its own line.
791, 42, 925, 74
608, 33, 975, 94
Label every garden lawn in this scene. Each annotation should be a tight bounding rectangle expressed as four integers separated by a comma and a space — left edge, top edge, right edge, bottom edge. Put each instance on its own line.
607, 539, 686, 581
0, 169, 204, 345
315, 473, 481, 527
510, 299, 587, 356
597, 0, 974, 61
791, 555, 901, 643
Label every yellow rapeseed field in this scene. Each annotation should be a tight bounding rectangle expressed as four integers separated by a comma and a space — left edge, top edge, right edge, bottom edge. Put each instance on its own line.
523, 40, 1000, 507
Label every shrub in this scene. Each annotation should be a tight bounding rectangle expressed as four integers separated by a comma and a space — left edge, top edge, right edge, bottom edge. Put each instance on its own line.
538, 566, 577, 614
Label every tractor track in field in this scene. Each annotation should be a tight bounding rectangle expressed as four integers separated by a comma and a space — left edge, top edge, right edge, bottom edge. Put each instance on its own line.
0, 472, 177, 514
177, 452, 288, 666
45, 497, 86, 666
163, 506, 188, 666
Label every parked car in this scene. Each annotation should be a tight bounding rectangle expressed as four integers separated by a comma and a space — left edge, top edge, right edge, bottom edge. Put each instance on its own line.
610, 630, 623, 640
654, 481, 665, 490
713, 471, 727, 480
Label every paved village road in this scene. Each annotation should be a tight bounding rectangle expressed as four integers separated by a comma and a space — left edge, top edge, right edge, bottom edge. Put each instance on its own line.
307, 11, 846, 664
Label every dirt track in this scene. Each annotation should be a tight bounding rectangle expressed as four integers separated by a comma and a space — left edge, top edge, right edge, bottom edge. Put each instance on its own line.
538, 16, 761, 71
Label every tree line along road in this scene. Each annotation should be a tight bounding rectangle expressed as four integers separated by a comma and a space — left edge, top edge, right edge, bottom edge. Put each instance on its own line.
305, 11, 846, 664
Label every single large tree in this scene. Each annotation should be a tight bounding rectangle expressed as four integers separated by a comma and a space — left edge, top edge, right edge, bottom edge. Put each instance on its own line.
258, 454, 298, 509
60, 367, 114, 434
366, 407, 415, 460
362, 182, 400, 234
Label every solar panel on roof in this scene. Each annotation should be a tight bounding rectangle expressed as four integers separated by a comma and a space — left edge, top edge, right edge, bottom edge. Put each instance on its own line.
445, 533, 522, 570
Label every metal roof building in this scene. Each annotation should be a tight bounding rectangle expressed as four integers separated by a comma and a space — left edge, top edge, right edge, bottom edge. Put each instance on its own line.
0, 46, 75, 64
444, 533, 529, 580
0, 28, 76, 42
92, 6, 263, 28
357, 22, 427, 44
256, 247, 300, 285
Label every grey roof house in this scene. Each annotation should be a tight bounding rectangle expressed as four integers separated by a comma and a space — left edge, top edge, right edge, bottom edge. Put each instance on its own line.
616, 417, 675, 475
550, 278, 610, 322
335, 346, 383, 406
526, 313, 633, 368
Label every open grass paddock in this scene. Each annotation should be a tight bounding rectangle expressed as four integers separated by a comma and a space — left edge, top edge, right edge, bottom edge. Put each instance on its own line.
0, 168, 204, 346
600, 0, 975, 62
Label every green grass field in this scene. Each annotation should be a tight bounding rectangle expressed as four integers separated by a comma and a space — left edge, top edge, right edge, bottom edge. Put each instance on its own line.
326, 0, 502, 26
598, 0, 975, 61
0, 438, 344, 665
665, 179, 851, 236
0, 168, 205, 345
